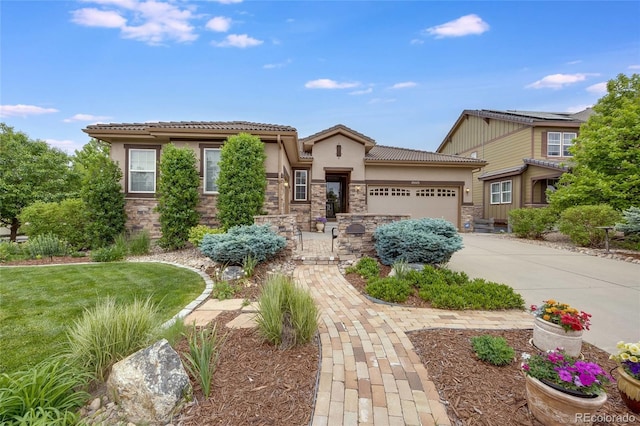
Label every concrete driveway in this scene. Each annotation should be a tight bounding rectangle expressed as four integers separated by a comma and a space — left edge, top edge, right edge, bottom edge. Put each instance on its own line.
447, 233, 640, 354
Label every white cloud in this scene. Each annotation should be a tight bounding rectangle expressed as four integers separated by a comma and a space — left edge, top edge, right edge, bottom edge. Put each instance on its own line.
305, 79, 360, 89
526, 73, 589, 89
214, 0, 242, 4
71, 8, 127, 27
349, 88, 373, 95
263, 59, 292, 69
63, 113, 112, 123
566, 60, 582, 65
566, 104, 593, 113
46, 139, 83, 154
206, 16, 231, 32
424, 14, 489, 38
629, 64, 640, 70
410, 39, 424, 45
586, 82, 607, 95
213, 34, 263, 48
0, 104, 59, 118
390, 81, 417, 89
71, 1, 198, 45
368, 98, 396, 104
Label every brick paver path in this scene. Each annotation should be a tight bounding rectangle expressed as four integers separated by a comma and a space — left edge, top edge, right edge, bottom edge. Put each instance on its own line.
295, 264, 532, 426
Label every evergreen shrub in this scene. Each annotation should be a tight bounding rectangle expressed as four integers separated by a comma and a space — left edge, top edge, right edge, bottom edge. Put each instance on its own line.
188, 225, 224, 247
365, 277, 412, 303
616, 206, 640, 236
374, 218, 462, 265
199, 224, 285, 265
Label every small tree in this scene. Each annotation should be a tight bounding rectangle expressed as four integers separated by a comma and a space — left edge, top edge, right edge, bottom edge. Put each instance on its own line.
549, 73, 640, 211
0, 123, 79, 241
216, 133, 267, 230
156, 144, 200, 250
75, 139, 126, 248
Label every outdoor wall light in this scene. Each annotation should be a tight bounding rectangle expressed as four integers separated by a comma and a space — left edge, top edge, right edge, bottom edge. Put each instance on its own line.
283, 182, 289, 187
355, 185, 362, 191
465, 187, 470, 193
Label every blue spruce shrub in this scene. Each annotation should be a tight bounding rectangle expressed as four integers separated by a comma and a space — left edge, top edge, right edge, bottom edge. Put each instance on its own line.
374, 218, 463, 265
199, 224, 286, 265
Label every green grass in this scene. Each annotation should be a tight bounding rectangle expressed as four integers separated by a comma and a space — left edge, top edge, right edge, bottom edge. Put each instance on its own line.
0, 263, 205, 374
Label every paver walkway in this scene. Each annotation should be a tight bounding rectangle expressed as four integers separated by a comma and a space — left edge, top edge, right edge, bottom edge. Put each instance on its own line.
295, 264, 531, 426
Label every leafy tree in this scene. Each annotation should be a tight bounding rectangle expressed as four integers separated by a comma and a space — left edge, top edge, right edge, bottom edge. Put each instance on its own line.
216, 133, 267, 230
156, 144, 200, 249
549, 73, 640, 211
75, 139, 126, 248
0, 123, 79, 241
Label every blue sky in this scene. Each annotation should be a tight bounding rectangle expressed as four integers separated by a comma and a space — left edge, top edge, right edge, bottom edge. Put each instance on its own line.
1, 1, 639, 154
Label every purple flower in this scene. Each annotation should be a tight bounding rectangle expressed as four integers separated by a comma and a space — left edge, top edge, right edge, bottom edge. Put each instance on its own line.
579, 372, 596, 387
556, 368, 573, 382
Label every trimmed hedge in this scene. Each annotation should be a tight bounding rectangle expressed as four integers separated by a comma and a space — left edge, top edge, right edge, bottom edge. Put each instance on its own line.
374, 218, 462, 265
200, 224, 286, 265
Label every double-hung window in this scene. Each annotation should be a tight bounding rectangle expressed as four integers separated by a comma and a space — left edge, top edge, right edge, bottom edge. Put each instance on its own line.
294, 170, 308, 201
129, 149, 156, 193
203, 148, 221, 193
547, 132, 576, 157
490, 180, 512, 204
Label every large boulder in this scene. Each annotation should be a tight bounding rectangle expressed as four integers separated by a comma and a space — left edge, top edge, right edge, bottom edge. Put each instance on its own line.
107, 339, 191, 425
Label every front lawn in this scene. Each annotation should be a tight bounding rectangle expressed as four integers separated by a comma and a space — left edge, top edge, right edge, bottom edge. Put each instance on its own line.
0, 262, 205, 374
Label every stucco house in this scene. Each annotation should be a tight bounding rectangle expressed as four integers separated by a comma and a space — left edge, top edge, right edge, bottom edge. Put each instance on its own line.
436, 109, 593, 224
83, 121, 485, 236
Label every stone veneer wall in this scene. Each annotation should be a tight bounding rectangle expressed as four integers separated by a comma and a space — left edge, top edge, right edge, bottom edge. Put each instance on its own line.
335, 213, 410, 257
125, 198, 161, 239
310, 183, 326, 226
461, 205, 477, 233
253, 214, 298, 251
264, 178, 280, 215
348, 184, 367, 213
290, 204, 312, 231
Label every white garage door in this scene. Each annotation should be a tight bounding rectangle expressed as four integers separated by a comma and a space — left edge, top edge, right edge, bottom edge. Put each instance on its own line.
367, 186, 459, 227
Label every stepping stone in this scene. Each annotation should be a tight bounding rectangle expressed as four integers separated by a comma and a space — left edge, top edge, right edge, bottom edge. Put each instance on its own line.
184, 310, 223, 327
242, 301, 259, 312
199, 298, 246, 311
225, 313, 257, 329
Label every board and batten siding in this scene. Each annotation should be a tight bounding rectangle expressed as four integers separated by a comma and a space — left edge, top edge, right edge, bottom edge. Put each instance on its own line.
523, 166, 564, 205
441, 114, 529, 155
484, 175, 522, 221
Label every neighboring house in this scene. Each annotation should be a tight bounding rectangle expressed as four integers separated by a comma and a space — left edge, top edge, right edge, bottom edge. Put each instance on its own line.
436, 109, 593, 224
83, 121, 485, 236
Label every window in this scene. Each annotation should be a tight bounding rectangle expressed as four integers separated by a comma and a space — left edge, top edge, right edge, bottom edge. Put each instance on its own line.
547, 132, 576, 157
490, 180, 512, 204
294, 170, 307, 201
129, 149, 156, 193
203, 148, 221, 193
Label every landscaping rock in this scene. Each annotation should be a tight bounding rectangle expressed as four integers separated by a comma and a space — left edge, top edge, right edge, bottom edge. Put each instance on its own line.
107, 339, 191, 426
222, 265, 245, 281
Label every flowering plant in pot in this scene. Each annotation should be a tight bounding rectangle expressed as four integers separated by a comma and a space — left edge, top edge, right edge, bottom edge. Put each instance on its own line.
314, 217, 327, 232
315, 217, 327, 224
609, 340, 640, 413
522, 349, 612, 396
531, 300, 592, 332
531, 299, 591, 356
521, 349, 611, 425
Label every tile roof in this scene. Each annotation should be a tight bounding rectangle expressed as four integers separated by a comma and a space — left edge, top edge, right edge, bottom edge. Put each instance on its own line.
523, 158, 571, 171
366, 145, 485, 164
478, 165, 528, 180
84, 121, 297, 132
299, 124, 375, 144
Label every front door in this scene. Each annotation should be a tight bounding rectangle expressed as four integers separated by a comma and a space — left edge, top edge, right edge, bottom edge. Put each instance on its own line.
326, 174, 348, 220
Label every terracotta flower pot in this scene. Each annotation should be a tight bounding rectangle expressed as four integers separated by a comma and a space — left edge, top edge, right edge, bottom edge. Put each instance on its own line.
525, 375, 607, 426
532, 316, 583, 357
617, 367, 640, 413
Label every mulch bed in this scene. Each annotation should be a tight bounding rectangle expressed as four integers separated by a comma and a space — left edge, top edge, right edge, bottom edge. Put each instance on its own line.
408, 328, 639, 426
176, 311, 319, 426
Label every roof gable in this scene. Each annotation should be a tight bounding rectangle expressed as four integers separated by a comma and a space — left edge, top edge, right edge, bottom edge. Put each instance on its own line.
300, 124, 376, 153
437, 108, 592, 152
